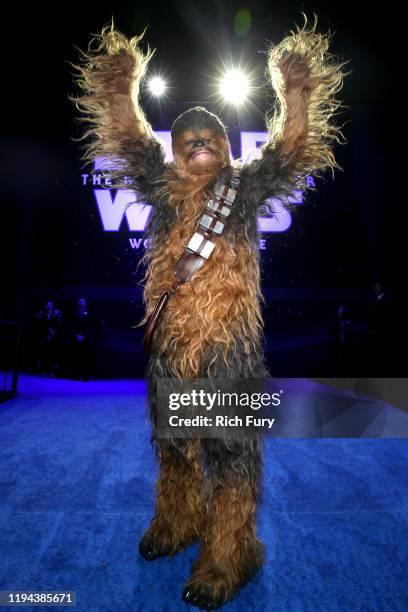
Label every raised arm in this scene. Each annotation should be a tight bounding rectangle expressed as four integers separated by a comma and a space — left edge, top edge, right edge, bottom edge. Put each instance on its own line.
240, 16, 347, 208
70, 23, 166, 196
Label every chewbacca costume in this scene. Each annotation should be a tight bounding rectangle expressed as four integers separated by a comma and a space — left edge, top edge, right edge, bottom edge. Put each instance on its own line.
72, 18, 345, 609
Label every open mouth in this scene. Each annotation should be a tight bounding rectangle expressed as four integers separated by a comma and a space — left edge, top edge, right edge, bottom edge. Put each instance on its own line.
191, 149, 215, 160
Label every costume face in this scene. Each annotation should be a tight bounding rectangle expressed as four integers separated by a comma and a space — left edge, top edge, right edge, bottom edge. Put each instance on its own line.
171, 107, 231, 177
173, 128, 230, 176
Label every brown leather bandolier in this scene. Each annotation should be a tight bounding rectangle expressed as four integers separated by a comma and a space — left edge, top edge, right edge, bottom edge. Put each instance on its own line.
143, 168, 241, 355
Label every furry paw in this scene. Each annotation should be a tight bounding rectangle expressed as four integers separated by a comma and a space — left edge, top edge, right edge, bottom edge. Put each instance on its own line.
139, 531, 173, 561
139, 522, 198, 561
182, 544, 263, 609
182, 567, 233, 610
183, 581, 229, 610
182, 582, 225, 610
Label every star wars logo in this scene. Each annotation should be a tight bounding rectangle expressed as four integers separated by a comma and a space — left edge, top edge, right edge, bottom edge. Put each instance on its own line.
81, 132, 314, 249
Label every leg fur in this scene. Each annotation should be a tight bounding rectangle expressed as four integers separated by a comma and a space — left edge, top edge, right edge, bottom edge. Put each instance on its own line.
139, 439, 205, 560
182, 437, 264, 609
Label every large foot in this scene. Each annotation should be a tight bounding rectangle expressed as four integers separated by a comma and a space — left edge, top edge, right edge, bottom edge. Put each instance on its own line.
139, 530, 171, 561
182, 556, 262, 610
139, 522, 198, 561
182, 567, 229, 610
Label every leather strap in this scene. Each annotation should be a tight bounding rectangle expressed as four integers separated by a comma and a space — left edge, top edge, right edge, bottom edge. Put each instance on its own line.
142, 251, 206, 355
174, 250, 206, 283
143, 291, 171, 355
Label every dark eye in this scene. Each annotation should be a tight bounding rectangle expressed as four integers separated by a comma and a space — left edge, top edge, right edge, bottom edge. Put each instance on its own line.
185, 139, 195, 146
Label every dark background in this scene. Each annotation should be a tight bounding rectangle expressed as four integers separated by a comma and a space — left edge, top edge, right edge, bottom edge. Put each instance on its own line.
1, 1, 403, 377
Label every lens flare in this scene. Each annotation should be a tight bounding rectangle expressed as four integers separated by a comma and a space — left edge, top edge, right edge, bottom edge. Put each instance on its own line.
219, 70, 250, 104
148, 76, 166, 96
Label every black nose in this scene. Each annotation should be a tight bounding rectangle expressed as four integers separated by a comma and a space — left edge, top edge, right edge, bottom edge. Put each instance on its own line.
193, 139, 206, 148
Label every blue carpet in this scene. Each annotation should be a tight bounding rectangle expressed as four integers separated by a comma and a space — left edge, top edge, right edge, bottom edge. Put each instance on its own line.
0, 376, 407, 611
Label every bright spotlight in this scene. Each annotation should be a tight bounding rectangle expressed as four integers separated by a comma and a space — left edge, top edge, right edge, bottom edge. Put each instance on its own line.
148, 76, 166, 96
220, 70, 249, 104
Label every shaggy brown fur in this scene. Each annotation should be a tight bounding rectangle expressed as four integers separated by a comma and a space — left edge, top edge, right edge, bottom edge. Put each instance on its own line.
139, 440, 205, 558
263, 15, 348, 185
71, 16, 346, 610
140, 172, 264, 378
70, 24, 154, 164
184, 481, 264, 607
